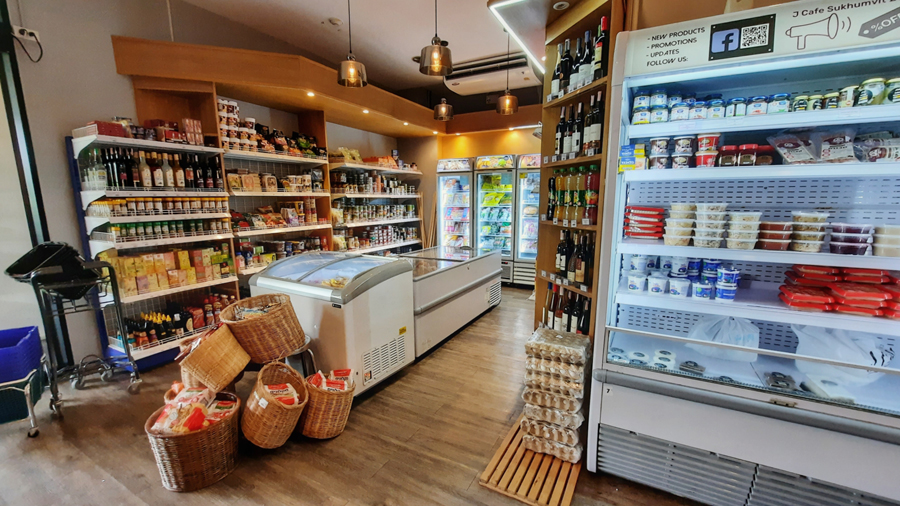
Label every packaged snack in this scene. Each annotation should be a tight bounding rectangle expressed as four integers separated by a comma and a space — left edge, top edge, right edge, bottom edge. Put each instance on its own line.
524, 371, 585, 398
843, 274, 890, 284
784, 270, 831, 287
854, 138, 900, 162
522, 435, 583, 464
779, 285, 835, 304
790, 269, 841, 282
323, 379, 348, 392
876, 284, 900, 300
831, 294, 886, 308
793, 265, 840, 275
308, 370, 327, 388
767, 133, 816, 164
778, 293, 833, 312
205, 399, 238, 423
172, 387, 213, 407
520, 418, 580, 446
522, 388, 582, 412
833, 305, 883, 317
171, 381, 185, 396
524, 357, 586, 382
525, 328, 591, 364
523, 404, 584, 429
329, 368, 354, 385
152, 402, 210, 435
829, 283, 893, 301
810, 128, 857, 163
265, 383, 300, 405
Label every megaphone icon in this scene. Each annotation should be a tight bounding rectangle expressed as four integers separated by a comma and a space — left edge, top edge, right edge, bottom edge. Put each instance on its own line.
786, 13, 839, 50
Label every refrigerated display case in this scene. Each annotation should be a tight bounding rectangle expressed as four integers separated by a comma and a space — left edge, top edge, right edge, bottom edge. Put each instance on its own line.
514, 154, 540, 285
250, 251, 415, 395
437, 158, 473, 248
399, 246, 502, 356
475, 155, 516, 282
590, 4, 900, 504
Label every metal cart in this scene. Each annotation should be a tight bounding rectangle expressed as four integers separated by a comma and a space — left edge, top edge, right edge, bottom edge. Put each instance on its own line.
0, 360, 46, 437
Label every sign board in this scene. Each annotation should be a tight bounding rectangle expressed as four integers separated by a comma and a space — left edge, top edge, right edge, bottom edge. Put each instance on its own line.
625, 0, 900, 76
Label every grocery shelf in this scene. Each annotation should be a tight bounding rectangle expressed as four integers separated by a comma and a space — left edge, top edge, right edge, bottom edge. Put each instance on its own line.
107, 325, 212, 361
336, 218, 421, 229
544, 77, 609, 109
105, 212, 230, 224
238, 264, 268, 276
229, 190, 329, 197
615, 281, 900, 338
617, 238, 900, 270
537, 273, 592, 297
627, 106, 900, 139
331, 193, 421, 199
90, 232, 233, 256
328, 161, 423, 175
539, 219, 599, 231
80, 188, 227, 209
121, 276, 237, 304
223, 149, 327, 165
621, 163, 900, 182
354, 239, 422, 255
233, 223, 331, 237
544, 153, 604, 169
71, 134, 223, 159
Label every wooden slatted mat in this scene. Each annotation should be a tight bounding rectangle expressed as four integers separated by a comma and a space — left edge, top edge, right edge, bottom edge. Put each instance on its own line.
479, 414, 581, 506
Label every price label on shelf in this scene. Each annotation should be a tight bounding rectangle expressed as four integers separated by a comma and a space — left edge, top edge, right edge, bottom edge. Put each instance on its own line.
562, 219, 569, 227
551, 155, 559, 163
543, 156, 550, 164
563, 279, 570, 286
580, 284, 589, 292
549, 273, 556, 281
555, 278, 562, 286
541, 270, 547, 278
552, 218, 558, 225
585, 148, 596, 157
567, 152, 576, 161
582, 218, 591, 226
540, 214, 547, 221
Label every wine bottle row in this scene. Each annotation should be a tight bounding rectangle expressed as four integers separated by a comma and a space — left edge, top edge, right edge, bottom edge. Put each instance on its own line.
547, 165, 601, 226
554, 96, 604, 158
555, 230, 595, 287
80, 147, 224, 191
549, 16, 609, 99
541, 284, 592, 335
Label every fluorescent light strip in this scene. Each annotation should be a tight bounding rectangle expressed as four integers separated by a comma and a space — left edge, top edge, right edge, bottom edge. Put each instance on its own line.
509, 123, 541, 130
489, 0, 545, 74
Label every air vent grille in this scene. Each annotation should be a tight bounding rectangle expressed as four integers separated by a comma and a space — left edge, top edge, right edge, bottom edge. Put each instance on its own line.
748, 466, 900, 506
361, 334, 406, 386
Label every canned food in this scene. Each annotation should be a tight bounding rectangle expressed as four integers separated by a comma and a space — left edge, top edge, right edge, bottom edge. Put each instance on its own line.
839, 86, 857, 108
670, 102, 690, 121
725, 97, 746, 117
824, 92, 839, 109
792, 95, 808, 112
857, 78, 886, 106
886, 78, 900, 104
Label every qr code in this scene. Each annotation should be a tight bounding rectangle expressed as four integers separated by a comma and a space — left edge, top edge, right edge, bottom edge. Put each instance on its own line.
740, 24, 769, 49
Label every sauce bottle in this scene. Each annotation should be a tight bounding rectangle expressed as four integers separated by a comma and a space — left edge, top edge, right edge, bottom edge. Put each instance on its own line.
162, 154, 175, 187
151, 152, 164, 187
554, 170, 565, 220
173, 155, 185, 188
138, 151, 152, 188
585, 164, 600, 225
564, 167, 575, 221
574, 166, 586, 222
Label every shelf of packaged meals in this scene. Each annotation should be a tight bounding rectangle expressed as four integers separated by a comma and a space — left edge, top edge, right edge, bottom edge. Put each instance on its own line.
626, 106, 900, 139
107, 324, 213, 361
331, 193, 421, 200
621, 163, 900, 182
223, 149, 327, 165
120, 276, 238, 304
615, 280, 900, 338
536, 272, 592, 297
80, 188, 227, 209
617, 238, 900, 270
89, 231, 234, 257
328, 161, 423, 175
233, 223, 331, 238
335, 217, 421, 229
352, 239, 422, 255
71, 134, 223, 159
228, 189, 329, 198
544, 77, 609, 109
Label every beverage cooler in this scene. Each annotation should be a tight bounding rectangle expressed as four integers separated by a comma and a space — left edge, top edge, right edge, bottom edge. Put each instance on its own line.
514, 154, 541, 286
437, 158, 473, 248
475, 154, 517, 282
590, 3, 900, 505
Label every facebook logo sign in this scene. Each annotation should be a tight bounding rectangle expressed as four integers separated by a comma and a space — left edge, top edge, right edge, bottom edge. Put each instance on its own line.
711, 29, 740, 53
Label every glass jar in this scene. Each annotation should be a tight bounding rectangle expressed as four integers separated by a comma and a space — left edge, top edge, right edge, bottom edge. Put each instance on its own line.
718, 145, 738, 167
767, 94, 791, 114
824, 92, 840, 109
650, 105, 669, 123
632, 106, 650, 125
633, 90, 650, 110
689, 101, 708, 120
755, 145, 775, 165
808, 94, 824, 110
791, 95, 809, 112
839, 86, 857, 108
707, 99, 725, 119
670, 102, 690, 121
747, 96, 768, 115
650, 89, 667, 108
667, 92, 682, 108
857, 78, 886, 106
725, 98, 746, 117
683, 93, 697, 106
885, 78, 900, 104
739, 144, 758, 166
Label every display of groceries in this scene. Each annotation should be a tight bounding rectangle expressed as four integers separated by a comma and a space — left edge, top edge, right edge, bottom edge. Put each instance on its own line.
630, 77, 900, 126
308, 369, 355, 392
780, 266, 900, 319
625, 255, 740, 302
150, 385, 237, 435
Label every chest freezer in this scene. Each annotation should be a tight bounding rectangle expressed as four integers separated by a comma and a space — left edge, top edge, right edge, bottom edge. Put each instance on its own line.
250, 251, 415, 394
399, 247, 502, 356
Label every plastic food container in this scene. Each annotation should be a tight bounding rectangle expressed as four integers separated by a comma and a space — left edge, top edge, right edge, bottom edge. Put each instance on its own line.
670, 257, 689, 275
687, 258, 702, 270
717, 267, 740, 284
831, 232, 873, 244
671, 203, 696, 211
829, 242, 868, 255
697, 133, 721, 152
671, 155, 691, 169
695, 219, 727, 230
767, 93, 791, 114
664, 226, 693, 237
792, 221, 828, 232
875, 224, 900, 235
689, 101, 708, 120
649, 138, 670, 155
726, 98, 746, 117
714, 283, 737, 302
873, 244, 900, 257
831, 223, 874, 234
694, 281, 713, 299
729, 221, 761, 231
700, 271, 717, 285
791, 231, 826, 241
668, 210, 695, 219
648, 274, 668, 295
632, 107, 650, 124
726, 238, 757, 250
696, 211, 726, 221
695, 228, 726, 238
779, 285, 835, 304
695, 151, 717, 167
650, 106, 669, 123
791, 211, 828, 223
728, 230, 758, 240
696, 203, 727, 212
663, 235, 691, 246
831, 282, 893, 300
673, 136, 695, 154
702, 259, 721, 271
627, 273, 647, 292
629, 256, 650, 272
789, 240, 823, 252
668, 277, 690, 298
760, 222, 792, 231
779, 293, 833, 312
729, 211, 762, 222
758, 238, 791, 250
693, 237, 723, 248
874, 234, 900, 245
748, 96, 768, 115
649, 155, 669, 170
760, 230, 791, 240
665, 218, 695, 229
670, 103, 689, 121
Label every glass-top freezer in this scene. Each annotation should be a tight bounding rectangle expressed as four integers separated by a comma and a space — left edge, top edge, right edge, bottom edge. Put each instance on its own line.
402, 246, 487, 262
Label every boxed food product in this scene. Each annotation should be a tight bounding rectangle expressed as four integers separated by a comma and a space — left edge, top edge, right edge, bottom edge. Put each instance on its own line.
833, 305, 883, 317
831, 223, 874, 234
522, 388, 582, 412
784, 270, 830, 287
264, 383, 300, 405
758, 238, 791, 250
671, 203, 697, 211
768, 132, 816, 164
523, 404, 584, 429
726, 238, 757, 250
760, 222, 792, 232
830, 232, 872, 244
778, 293, 834, 312
829, 282, 893, 301
525, 328, 591, 364
794, 265, 840, 275
779, 285, 835, 304
693, 237, 722, 248
831, 294, 886, 308
729, 221, 761, 231
696, 203, 727, 212
829, 242, 869, 255
810, 128, 857, 163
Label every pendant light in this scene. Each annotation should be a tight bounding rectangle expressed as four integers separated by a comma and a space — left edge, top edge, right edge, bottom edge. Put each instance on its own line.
419, 0, 452, 76
338, 0, 367, 87
434, 98, 453, 121
497, 31, 518, 115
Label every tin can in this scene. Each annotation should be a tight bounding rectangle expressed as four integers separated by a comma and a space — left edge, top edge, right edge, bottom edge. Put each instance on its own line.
808, 95, 823, 111
857, 78, 886, 106
791, 95, 808, 112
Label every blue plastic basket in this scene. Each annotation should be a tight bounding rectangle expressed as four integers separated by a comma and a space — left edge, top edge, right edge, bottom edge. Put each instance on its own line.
0, 326, 42, 384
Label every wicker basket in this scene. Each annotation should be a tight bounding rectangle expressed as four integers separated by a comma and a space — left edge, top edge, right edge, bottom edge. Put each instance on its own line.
241, 362, 309, 449
219, 294, 305, 364
179, 325, 250, 393
145, 392, 241, 492
300, 375, 356, 439
178, 342, 204, 388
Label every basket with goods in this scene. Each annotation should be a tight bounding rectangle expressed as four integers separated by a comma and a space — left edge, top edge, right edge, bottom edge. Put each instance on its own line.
178, 324, 250, 393
219, 293, 306, 363
300, 370, 356, 439
145, 389, 241, 492
241, 362, 309, 449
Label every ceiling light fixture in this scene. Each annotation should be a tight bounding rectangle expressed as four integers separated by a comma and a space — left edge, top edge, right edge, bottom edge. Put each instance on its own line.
497, 31, 519, 116
307, 91, 315, 97
509, 123, 541, 130
509, 127, 514, 131
433, 98, 453, 121
488, 0, 544, 74
363, 109, 369, 113
403, 122, 409, 126
419, 0, 452, 76
456, 133, 460, 136
433, 131, 438, 135
337, 0, 367, 87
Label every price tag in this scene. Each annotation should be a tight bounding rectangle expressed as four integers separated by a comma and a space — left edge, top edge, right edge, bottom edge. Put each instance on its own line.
563, 278, 570, 286
551, 155, 559, 163
582, 218, 591, 226
549, 273, 556, 281
552, 217, 558, 225
546, 95, 553, 103
541, 270, 547, 277
543, 156, 550, 164
586, 148, 596, 157
555, 278, 562, 286
562, 219, 569, 227
540, 214, 547, 221
580, 284, 589, 292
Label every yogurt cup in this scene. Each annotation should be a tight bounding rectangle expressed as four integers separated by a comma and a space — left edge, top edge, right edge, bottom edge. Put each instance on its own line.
694, 281, 713, 299
671, 154, 692, 169
697, 133, 721, 152
673, 136, 695, 154
668, 277, 691, 298
687, 258, 702, 271
717, 267, 740, 284
687, 273, 701, 283
714, 282, 738, 302
629, 255, 650, 272
649, 137, 671, 155
702, 259, 722, 271
627, 273, 647, 292
670, 256, 689, 275
661, 256, 674, 270
695, 151, 718, 167
649, 155, 669, 170
700, 271, 717, 285
646, 255, 660, 269
648, 273, 669, 295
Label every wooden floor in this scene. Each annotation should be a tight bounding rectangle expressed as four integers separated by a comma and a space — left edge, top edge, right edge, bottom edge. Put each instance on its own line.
0, 287, 700, 506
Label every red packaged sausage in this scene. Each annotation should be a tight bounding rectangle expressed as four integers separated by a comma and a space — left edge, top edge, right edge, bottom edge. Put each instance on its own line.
843, 274, 891, 284
877, 285, 900, 300
625, 230, 664, 239
832, 305, 884, 317
778, 293, 833, 312
793, 265, 840, 275
831, 294, 887, 309
828, 282, 893, 301
779, 285, 835, 303
784, 271, 831, 287
841, 267, 890, 276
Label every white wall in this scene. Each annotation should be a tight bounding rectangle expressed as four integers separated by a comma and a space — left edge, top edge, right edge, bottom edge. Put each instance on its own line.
397, 136, 438, 246
326, 122, 397, 159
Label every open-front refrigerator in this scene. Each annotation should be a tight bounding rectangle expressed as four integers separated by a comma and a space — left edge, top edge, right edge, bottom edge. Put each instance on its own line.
590, 3, 900, 504
475, 154, 517, 282
437, 158, 473, 248
514, 154, 541, 285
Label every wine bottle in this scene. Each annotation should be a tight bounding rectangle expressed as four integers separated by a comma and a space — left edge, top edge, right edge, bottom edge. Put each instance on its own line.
138, 151, 152, 188
560, 39, 572, 91
184, 155, 195, 189
571, 295, 583, 333
551, 43, 563, 98
561, 292, 574, 332
571, 37, 582, 90
593, 16, 608, 80
583, 96, 595, 153
580, 30, 593, 86
572, 102, 584, 156
577, 297, 591, 335
547, 169, 556, 219
555, 230, 566, 273
562, 107, 574, 154
542, 282, 553, 325
590, 92, 603, 150
555, 107, 566, 155
548, 284, 560, 329
193, 155, 205, 189
553, 288, 566, 332
567, 232, 581, 283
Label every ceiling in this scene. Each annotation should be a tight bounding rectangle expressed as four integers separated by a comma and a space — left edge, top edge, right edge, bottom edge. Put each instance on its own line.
181, 0, 522, 93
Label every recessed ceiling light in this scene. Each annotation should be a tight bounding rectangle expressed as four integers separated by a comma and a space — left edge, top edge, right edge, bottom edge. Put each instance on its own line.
307, 91, 315, 97
553, 2, 570, 10
456, 133, 460, 136
509, 127, 515, 131
362, 109, 369, 114
541, 56, 546, 61
433, 131, 438, 135
403, 122, 409, 126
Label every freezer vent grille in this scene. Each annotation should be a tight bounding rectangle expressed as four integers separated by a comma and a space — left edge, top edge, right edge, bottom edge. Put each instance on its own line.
361, 334, 406, 386
489, 281, 503, 306
500, 261, 513, 283
748, 466, 900, 506
597, 424, 755, 506
513, 263, 536, 286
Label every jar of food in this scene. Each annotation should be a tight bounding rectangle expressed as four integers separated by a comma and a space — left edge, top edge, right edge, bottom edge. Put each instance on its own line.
650, 89, 667, 108
755, 145, 775, 165
650, 105, 669, 123
747, 96, 768, 115
725, 97, 746, 117
738, 144, 758, 166
807, 95, 823, 110
791, 95, 809, 112
707, 99, 726, 119
857, 78, 886, 105
718, 146, 738, 167
767, 93, 791, 114
885, 78, 900, 104
667, 92, 682, 108
838, 86, 857, 108
244, 117, 256, 130
633, 90, 650, 110
824, 92, 840, 109
670, 102, 690, 121
689, 101, 708, 120
632, 106, 650, 124
683, 93, 697, 106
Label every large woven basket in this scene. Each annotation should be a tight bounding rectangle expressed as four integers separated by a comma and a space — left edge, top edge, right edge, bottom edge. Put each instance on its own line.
179, 325, 250, 393
220, 294, 305, 364
241, 362, 309, 449
300, 375, 356, 439
178, 342, 203, 388
145, 392, 241, 492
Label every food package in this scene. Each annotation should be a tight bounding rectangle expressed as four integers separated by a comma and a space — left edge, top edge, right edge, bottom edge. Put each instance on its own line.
173, 387, 213, 407
793, 324, 894, 386
323, 379, 347, 392
308, 370, 327, 389
525, 327, 591, 365
809, 128, 857, 163
523, 371, 584, 398
686, 316, 759, 362
205, 399, 238, 423
829, 282, 893, 301
523, 404, 584, 429
265, 383, 300, 405
520, 417, 580, 446
522, 388, 583, 413
767, 132, 816, 164
151, 402, 209, 435
524, 357, 586, 382
854, 138, 900, 163
329, 368, 354, 385
522, 435, 582, 464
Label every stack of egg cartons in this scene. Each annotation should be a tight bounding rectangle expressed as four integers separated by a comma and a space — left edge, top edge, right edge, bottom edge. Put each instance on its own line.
693, 203, 728, 248
726, 211, 762, 250
521, 327, 591, 463
664, 203, 695, 246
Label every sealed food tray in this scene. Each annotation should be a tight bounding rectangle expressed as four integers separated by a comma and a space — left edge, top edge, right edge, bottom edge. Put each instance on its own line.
778, 293, 833, 312
520, 417, 580, 446
523, 403, 584, 429
794, 265, 840, 275
521, 435, 583, 464
789, 269, 841, 282
625, 205, 665, 214
523, 371, 584, 398
843, 274, 890, 284
784, 271, 830, 287
829, 282, 893, 301
522, 388, 583, 412
831, 294, 886, 309
779, 285, 835, 304
833, 305, 884, 317
842, 267, 890, 276
525, 328, 591, 364
524, 357, 586, 382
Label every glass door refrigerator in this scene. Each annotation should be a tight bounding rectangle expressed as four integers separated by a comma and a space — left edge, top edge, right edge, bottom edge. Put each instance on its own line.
474, 154, 517, 282
514, 154, 541, 286
436, 158, 473, 248
589, 5, 900, 505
